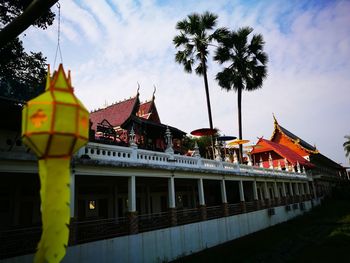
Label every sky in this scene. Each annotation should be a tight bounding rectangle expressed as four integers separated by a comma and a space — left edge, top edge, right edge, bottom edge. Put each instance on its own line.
22, 0, 350, 165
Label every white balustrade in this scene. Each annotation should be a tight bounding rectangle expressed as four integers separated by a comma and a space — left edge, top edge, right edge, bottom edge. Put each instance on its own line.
76, 143, 307, 180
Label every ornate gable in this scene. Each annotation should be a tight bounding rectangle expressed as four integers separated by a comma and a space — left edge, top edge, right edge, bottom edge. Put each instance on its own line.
270, 115, 319, 156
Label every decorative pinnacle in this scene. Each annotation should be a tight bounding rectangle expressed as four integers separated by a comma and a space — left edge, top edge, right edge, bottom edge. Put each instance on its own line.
129, 126, 137, 148
193, 141, 201, 158
165, 126, 174, 154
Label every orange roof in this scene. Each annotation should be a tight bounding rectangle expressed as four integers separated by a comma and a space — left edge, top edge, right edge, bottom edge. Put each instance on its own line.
271, 116, 318, 154
251, 138, 314, 168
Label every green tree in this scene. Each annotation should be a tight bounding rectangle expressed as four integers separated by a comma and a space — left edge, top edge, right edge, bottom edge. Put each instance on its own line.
173, 11, 225, 132
214, 27, 268, 162
344, 135, 350, 161
0, 0, 55, 101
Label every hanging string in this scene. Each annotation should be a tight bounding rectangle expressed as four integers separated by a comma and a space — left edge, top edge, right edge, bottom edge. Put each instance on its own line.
53, 2, 63, 68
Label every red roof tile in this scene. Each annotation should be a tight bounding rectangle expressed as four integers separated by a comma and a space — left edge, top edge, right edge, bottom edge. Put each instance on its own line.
90, 97, 138, 130
251, 138, 314, 168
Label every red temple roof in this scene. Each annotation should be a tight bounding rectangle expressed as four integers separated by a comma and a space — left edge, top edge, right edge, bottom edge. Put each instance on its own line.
251, 138, 314, 168
90, 96, 138, 130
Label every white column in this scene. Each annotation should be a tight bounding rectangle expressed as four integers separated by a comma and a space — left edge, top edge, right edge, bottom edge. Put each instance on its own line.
305, 182, 311, 195
294, 182, 300, 195
253, 180, 258, 200
168, 177, 176, 208
239, 180, 245, 202
220, 179, 227, 203
198, 178, 205, 206
282, 182, 287, 197
312, 181, 317, 198
289, 182, 294, 196
273, 181, 279, 198
301, 183, 305, 195
264, 181, 270, 199
128, 176, 136, 212
70, 170, 75, 218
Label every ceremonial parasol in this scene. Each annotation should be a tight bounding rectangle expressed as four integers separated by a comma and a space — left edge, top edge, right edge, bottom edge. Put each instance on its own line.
190, 128, 217, 136
227, 139, 250, 146
217, 136, 236, 141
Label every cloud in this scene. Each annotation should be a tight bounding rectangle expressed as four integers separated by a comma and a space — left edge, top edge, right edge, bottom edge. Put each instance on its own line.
22, 0, 350, 165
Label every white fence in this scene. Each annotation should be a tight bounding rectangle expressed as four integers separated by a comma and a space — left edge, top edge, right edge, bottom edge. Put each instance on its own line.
76, 143, 308, 180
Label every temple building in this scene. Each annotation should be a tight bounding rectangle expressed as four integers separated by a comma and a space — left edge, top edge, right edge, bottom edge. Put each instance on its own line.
251, 116, 347, 196
89, 89, 186, 153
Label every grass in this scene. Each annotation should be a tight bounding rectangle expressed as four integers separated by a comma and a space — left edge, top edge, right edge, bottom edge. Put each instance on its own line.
172, 198, 350, 263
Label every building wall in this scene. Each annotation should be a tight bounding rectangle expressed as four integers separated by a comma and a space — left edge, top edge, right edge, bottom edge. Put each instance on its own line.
6, 200, 321, 263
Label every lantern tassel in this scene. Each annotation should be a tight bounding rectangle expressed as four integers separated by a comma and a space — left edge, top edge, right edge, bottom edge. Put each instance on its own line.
34, 158, 71, 263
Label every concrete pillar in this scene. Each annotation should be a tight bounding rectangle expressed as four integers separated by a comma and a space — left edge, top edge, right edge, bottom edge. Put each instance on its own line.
273, 181, 280, 206
282, 182, 287, 197
220, 179, 227, 203
295, 182, 300, 195
294, 182, 300, 202
168, 177, 177, 226
128, 176, 136, 212
305, 182, 311, 199
273, 182, 279, 199
198, 178, 205, 206
282, 182, 287, 204
128, 175, 138, 234
300, 183, 305, 201
198, 178, 206, 220
239, 180, 246, 212
220, 180, 229, 216
253, 180, 258, 200
288, 182, 294, 203
253, 180, 260, 210
264, 181, 270, 207
168, 177, 176, 208
239, 180, 245, 202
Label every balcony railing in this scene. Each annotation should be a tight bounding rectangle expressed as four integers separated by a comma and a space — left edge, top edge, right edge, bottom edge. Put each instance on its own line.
77, 143, 308, 180
0, 196, 314, 260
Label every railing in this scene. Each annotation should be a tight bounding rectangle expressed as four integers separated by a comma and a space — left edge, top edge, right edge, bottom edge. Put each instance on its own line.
245, 201, 258, 212
77, 143, 308, 180
176, 208, 201, 225
138, 212, 170, 232
71, 217, 129, 244
1, 196, 315, 259
206, 205, 224, 220
228, 203, 243, 216
0, 225, 41, 258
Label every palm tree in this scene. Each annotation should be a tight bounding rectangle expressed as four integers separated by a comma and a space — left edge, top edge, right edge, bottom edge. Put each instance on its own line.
344, 135, 350, 161
214, 27, 268, 162
173, 11, 225, 134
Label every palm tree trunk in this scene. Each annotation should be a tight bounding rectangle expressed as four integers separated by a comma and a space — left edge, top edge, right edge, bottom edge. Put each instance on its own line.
200, 53, 215, 159
200, 55, 214, 130
237, 87, 243, 163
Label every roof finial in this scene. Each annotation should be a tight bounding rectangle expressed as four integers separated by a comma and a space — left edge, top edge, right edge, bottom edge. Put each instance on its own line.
136, 82, 140, 95
272, 113, 278, 124
152, 85, 156, 100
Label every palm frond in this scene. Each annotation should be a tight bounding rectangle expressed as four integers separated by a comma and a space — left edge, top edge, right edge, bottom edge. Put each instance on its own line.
200, 11, 218, 30
173, 33, 189, 47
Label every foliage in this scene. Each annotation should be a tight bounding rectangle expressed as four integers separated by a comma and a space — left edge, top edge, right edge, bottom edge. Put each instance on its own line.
0, 0, 55, 101
344, 135, 350, 160
173, 12, 226, 130
214, 26, 268, 161
0, 0, 55, 29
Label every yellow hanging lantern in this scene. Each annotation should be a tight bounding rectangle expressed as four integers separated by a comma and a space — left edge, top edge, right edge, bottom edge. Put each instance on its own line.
22, 64, 89, 263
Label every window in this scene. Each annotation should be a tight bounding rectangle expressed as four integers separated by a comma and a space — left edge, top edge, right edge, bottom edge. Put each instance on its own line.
88, 200, 96, 210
